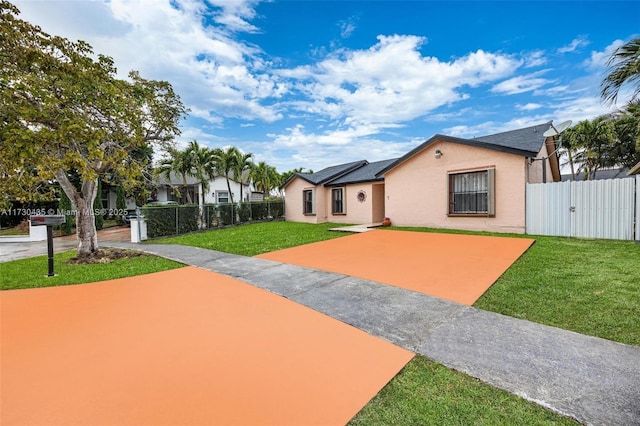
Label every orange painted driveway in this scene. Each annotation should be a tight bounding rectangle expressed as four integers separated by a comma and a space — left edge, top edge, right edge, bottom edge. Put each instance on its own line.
1, 267, 413, 425
257, 230, 535, 305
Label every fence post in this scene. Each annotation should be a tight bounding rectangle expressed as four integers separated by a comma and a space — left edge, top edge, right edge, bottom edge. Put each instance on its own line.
175, 206, 178, 236
636, 176, 640, 243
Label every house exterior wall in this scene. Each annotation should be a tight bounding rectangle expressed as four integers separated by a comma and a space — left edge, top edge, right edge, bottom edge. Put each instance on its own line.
284, 177, 321, 223
527, 142, 549, 184
285, 178, 387, 224
324, 182, 384, 224
383, 140, 529, 233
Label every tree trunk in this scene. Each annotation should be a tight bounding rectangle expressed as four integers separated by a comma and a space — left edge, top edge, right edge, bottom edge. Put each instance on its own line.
55, 171, 99, 257
225, 177, 234, 204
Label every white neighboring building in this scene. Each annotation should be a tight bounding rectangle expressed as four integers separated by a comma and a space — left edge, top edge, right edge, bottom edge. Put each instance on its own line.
153, 172, 260, 206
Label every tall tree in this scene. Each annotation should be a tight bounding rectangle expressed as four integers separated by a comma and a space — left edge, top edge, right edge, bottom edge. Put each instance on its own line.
250, 161, 281, 198
156, 146, 196, 204
0, 2, 186, 256
232, 150, 254, 202
212, 146, 241, 204
601, 38, 640, 105
563, 117, 618, 180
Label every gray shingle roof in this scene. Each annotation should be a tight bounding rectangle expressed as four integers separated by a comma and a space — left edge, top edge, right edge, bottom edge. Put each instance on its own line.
377, 122, 552, 177
293, 160, 367, 186
474, 122, 552, 154
561, 167, 632, 181
327, 158, 398, 185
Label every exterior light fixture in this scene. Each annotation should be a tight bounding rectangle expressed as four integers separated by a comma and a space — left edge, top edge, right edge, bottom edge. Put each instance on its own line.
435, 149, 443, 159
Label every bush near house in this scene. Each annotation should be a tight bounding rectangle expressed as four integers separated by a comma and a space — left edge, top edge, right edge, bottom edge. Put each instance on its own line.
142, 204, 198, 238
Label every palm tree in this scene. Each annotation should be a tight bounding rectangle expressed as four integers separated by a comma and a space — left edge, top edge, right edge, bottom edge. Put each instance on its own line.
156, 146, 197, 203
186, 140, 217, 207
250, 161, 281, 198
563, 117, 617, 180
601, 38, 640, 105
232, 150, 254, 202
212, 146, 240, 204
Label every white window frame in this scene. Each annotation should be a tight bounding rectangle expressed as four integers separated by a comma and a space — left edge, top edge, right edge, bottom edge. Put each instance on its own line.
216, 190, 230, 203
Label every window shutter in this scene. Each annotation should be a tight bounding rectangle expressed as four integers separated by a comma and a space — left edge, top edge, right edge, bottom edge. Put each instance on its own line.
487, 168, 495, 217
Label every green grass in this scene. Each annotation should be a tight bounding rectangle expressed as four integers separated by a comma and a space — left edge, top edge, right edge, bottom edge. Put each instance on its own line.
153, 221, 351, 256
0, 250, 184, 291
0, 227, 29, 236
350, 355, 577, 425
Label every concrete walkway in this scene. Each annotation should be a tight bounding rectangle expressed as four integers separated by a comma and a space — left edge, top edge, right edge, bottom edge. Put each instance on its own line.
106, 242, 640, 426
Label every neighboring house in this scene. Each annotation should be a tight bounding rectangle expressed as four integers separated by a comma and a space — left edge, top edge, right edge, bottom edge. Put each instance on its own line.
629, 161, 640, 176
153, 171, 256, 205
104, 172, 258, 211
283, 122, 559, 234
561, 167, 631, 181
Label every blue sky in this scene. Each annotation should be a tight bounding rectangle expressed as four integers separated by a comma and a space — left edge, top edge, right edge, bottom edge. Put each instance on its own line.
13, 0, 640, 172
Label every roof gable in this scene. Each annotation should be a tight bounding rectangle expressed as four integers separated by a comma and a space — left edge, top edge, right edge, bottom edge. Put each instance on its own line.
327, 158, 398, 186
377, 122, 552, 177
283, 160, 367, 188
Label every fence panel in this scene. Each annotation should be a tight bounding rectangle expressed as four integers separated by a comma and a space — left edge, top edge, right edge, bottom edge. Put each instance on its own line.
526, 178, 637, 240
526, 181, 571, 237
571, 178, 636, 240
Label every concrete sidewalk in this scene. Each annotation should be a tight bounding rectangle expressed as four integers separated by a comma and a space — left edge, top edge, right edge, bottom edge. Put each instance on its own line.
106, 242, 640, 426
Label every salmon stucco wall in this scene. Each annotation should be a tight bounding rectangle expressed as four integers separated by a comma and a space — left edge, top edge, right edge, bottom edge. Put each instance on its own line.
284, 177, 322, 223
285, 178, 386, 224
323, 182, 385, 224
383, 141, 530, 233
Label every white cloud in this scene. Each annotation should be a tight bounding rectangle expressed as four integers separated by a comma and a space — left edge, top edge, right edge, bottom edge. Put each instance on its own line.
14, 0, 283, 125
584, 39, 625, 71
524, 50, 547, 68
444, 117, 553, 139
282, 35, 518, 126
338, 15, 359, 39
516, 103, 543, 111
492, 71, 552, 95
557, 36, 589, 54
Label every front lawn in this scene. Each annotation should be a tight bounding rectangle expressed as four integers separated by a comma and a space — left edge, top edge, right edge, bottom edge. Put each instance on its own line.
155, 221, 351, 256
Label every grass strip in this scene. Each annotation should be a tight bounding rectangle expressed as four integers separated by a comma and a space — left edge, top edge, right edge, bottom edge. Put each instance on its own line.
349, 355, 578, 425
0, 250, 184, 291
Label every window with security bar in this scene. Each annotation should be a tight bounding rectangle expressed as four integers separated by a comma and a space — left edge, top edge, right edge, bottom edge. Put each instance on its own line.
448, 169, 495, 216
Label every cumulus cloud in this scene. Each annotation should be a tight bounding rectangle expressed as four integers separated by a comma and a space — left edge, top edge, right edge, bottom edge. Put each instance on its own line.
280, 35, 518, 128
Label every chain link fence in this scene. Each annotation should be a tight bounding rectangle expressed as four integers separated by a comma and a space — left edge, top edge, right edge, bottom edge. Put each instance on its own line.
141, 200, 285, 239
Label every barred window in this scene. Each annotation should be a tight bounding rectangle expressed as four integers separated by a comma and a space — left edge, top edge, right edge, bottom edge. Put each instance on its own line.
448, 169, 495, 216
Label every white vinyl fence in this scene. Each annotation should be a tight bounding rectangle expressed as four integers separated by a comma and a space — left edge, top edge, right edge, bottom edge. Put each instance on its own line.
526, 175, 639, 241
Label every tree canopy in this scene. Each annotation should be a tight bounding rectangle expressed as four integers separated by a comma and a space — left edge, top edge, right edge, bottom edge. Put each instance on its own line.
0, 1, 186, 255
601, 38, 640, 105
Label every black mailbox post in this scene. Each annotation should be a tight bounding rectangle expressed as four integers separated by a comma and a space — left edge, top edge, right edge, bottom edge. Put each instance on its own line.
30, 215, 66, 277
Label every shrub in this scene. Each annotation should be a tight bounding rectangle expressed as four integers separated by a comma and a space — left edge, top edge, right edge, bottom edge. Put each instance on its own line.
142, 204, 198, 238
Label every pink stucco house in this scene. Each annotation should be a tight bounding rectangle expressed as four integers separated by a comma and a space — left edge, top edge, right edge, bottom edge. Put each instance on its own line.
282, 122, 560, 234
